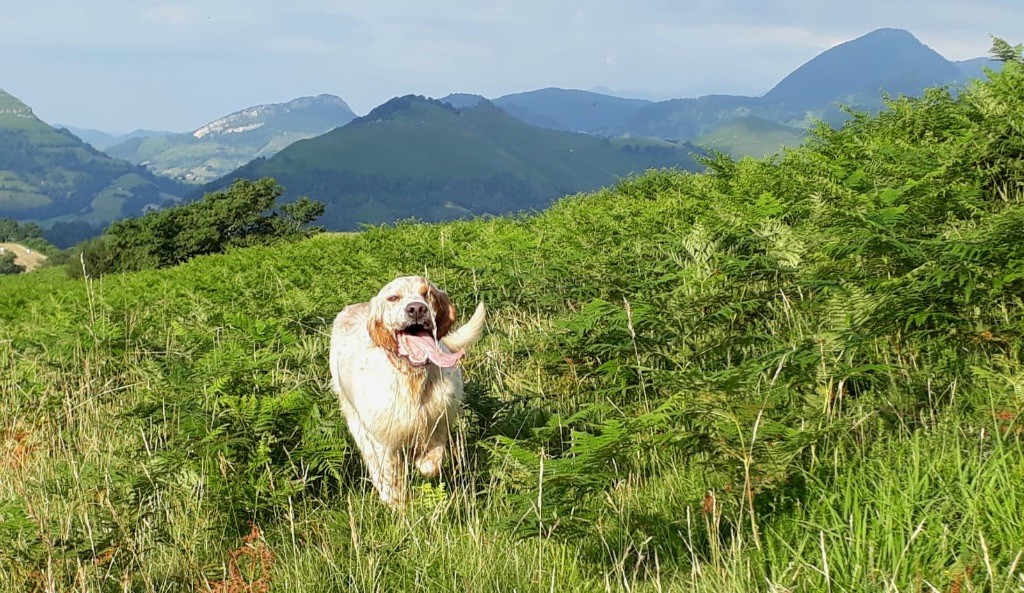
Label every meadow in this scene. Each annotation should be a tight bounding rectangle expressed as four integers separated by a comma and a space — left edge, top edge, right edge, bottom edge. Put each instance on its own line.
2, 57, 1024, 592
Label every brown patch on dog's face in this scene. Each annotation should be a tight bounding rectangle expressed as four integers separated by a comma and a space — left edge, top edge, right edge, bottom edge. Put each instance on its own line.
368, 316, 399, 355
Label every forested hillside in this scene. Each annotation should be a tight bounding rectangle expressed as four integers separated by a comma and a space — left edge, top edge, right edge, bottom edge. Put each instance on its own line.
1, 45, 1023, 592
211, 95, 697, 230
0, 90, 191, 224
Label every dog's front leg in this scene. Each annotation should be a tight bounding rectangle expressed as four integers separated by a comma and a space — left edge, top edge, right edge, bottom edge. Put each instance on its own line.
366, 446, 407, 508
346, 415, 408, 508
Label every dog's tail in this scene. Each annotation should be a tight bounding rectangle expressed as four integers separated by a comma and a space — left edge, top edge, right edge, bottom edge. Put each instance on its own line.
442, 302, 486, 352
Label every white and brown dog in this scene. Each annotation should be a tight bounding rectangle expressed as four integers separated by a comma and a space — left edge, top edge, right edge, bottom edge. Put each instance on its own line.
329, 276, 486, 507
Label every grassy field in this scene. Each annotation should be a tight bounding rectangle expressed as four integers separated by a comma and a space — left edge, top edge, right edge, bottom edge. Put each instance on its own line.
694, 116, 808, 158
2, 61, 1024, 593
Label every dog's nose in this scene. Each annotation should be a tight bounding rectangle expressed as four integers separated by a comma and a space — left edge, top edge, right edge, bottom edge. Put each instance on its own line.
406, 302, 427, 318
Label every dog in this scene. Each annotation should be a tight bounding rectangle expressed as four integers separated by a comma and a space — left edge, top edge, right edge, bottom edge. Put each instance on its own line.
329, 276, 486, 507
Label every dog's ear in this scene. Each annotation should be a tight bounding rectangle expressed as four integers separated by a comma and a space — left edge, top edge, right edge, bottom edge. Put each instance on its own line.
367, 303, 399, 354
431, 287, 457, 338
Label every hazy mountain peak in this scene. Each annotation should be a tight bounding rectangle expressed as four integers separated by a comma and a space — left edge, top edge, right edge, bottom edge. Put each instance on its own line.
440, 93, 488, 109
192, 94, 353, 139
763, 27, 961, 108
108, 94, 357, 183
857, 27, 920, 42
0, 89, 36, 119
280, 94, 352, 110
492, 87, 651, 134
353, 95, 457, 124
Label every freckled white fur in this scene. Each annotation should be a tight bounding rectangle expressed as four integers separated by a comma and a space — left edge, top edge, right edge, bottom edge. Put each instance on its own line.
329, 277, 485, 507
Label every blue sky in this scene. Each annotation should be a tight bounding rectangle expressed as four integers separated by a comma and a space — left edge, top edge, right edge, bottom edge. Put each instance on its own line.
1, 1, 1021, 133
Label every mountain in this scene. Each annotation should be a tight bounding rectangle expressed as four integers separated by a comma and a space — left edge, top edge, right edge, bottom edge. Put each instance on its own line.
493, 88, 652, 133
0, 89, 192, 225
954, 57, 1003, 81
762, 28, 963, 110
613, 28, 998, 154
204, 95, 698, 230
106, 94, 357, 184
57, 126, 176, 150
440, 93, 487, 109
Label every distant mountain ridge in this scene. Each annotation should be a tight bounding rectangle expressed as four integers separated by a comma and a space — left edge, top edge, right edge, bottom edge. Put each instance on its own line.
762, 28, 962, 109
0, 89, 191, 226
205, 95, 698, 230
106, 94, 356, 183
440, 93, 488, 110
3, 26, 1004, 237
57, 126, 176, 151
492, 88, 652, 133
492, 29, 999, 157
200, 28, 998, 229
954, 57, 1002, 81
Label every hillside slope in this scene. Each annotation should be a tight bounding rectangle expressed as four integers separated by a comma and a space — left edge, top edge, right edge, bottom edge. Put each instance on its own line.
0, 89, 192, 225
210, 95, 698, 230
694, 115, 806, 157
107, 94, 356, 183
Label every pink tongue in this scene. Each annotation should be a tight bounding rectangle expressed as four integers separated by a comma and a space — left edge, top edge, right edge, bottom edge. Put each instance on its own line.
398, 332, 464, 368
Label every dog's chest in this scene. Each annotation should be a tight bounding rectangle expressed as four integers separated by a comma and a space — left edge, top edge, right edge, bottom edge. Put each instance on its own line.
348, 351, 463, 444
384, 369, 459, 435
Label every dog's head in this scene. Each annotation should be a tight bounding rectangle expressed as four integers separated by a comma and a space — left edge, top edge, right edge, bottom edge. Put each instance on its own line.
367, 276, 458, 367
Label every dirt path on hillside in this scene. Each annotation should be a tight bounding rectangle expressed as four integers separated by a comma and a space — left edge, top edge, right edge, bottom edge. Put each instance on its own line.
0, 243, 48, 271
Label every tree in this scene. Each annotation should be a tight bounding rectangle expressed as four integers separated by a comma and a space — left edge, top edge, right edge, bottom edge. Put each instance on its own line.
990, 36, 1024, 64
74, 178, 325, 277
0, 251, 25, 275
44, 220, 103, 249
275, 196, 326, 235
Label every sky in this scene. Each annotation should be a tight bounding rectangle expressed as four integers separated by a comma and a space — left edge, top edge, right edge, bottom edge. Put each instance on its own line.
1, 1, 1021, 133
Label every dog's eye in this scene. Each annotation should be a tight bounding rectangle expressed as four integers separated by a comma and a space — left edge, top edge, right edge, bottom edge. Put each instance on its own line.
386, 294, 401, 302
